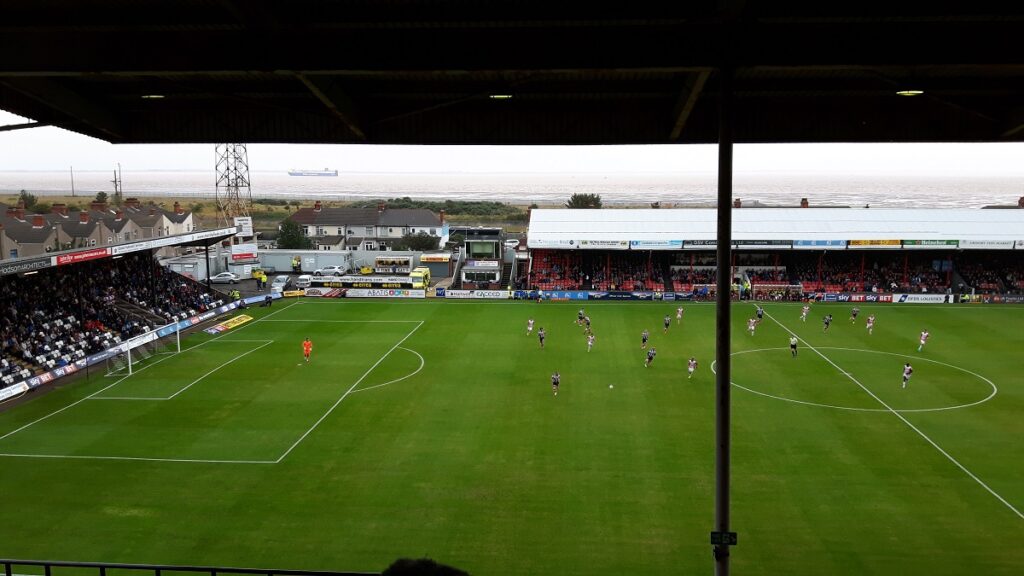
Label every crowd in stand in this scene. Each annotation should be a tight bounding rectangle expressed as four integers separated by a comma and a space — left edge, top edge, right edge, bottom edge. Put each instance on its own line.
745, 268, 788, 283
956, 254, 1024, 293
529, 251, 665, 291
528, 250, 983, 295
0, 253, 223, 386
787, 253, 950, 293
670, 268, 716, 291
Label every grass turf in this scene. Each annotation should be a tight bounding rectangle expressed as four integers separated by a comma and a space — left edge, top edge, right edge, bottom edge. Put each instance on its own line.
0, 299, 1021, 575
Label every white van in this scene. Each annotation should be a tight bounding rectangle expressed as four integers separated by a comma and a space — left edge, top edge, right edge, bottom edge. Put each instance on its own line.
295, 275, 312, 289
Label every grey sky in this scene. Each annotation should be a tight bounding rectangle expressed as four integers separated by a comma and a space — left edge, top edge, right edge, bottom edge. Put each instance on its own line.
2, 110, 1023, 176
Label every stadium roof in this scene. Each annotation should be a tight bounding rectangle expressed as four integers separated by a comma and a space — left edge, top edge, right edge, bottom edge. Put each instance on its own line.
2, 2, 1024, 144
527, 209, 1024, 249
0, 225, 239, 278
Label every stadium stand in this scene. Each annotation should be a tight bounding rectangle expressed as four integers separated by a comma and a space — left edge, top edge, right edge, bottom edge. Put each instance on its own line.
529, 250, 667, 291
0, 253, 223, 383
527, 248, 961, 297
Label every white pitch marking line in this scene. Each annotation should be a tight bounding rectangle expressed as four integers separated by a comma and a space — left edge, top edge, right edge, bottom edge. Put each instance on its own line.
349, 347, 425, 394
0, 301, 300, 445
710, 347, 998, 413
264, 315, 423, 319
762, 308, 1024, 521
0, 452, 275, 464
165, 340, 274, 400
88, 397, 166, 401
274, 321, 424, 463
90, 340, 276, 401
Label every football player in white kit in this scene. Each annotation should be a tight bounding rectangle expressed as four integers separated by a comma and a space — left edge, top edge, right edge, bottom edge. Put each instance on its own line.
917, 329, 930, 352
800, 304, 810, 322
527, 317, 535, 336
687, 357, 698, 379
676, 306, 684, 324
902, 363, 913, 388
866, 314, 876, 335
587, 333, 595, 352
747, 317, 757, 336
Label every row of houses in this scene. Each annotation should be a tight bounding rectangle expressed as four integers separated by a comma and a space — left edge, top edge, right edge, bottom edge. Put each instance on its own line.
288, 201, 443, 250
0, 198, 195, 260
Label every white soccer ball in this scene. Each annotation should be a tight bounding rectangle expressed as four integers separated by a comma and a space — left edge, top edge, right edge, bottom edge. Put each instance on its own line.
609, 384, 614, 388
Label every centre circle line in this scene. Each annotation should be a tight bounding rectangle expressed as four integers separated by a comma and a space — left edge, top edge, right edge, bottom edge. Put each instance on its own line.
709, 346, 997, 413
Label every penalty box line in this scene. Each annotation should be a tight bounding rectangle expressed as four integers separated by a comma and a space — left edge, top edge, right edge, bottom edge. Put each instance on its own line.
273, 320, 425, 463
762, 308, 1024, 521
89, 340, 275, 401
0, 301, 302, 461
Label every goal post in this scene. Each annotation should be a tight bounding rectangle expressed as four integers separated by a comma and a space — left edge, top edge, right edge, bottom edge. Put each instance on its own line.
105, 322, 182, 377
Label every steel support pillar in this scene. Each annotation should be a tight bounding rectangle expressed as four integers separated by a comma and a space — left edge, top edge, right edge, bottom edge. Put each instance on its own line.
713, 66, 735, 576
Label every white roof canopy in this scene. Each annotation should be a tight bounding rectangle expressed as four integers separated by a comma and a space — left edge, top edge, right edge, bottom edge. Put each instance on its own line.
527, 209, 1024, 250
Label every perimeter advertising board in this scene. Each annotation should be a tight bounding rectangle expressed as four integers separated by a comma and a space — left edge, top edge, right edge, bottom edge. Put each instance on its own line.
539, 290, 588, 301
684, 240, 717, 249
345, 289, 425, 298
529, 238, 578, 249
629, 240, 683, 250
848, 240, 901, 249
56, 247, 109, 265
893, 294, 950, 304
793, 240, 846, 250
303, 287, 345, 298
733, 240, 792, 249
578, 239, 629, 250
902, 240, 959, 249
959, 240, 1015, 250
0, 256, 54, 276
445, 289, 510, 299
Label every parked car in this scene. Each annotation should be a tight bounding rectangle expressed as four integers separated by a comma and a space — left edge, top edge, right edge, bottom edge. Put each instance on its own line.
270, 275, 291, 292
209, 272, 240, 284
314, 265, 346, 276
295, 275, 312, 289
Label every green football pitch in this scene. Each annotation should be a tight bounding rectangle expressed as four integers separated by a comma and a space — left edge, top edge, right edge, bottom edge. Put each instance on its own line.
1, 299, 1022, 575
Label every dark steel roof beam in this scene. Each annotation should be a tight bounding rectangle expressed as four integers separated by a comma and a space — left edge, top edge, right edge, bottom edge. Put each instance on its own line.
294, 74, 365, 141
0, 78, 122, 140
669, 70, 711, 141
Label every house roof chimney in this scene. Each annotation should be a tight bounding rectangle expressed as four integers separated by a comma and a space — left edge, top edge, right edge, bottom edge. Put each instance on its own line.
149, 207, 157, 216
115, 210, 124, 221
377, 201, 386, 213
13, 200, 26, 220
439, 209, 445, 224
173, 201, 184, 214
32, 214, 45, 228
800, 197, 810, 208
733, 198, 742, 208
90, 200, 108, 212
125, 197, 141, 209
313, 200, 322, 212
51, 203, 68, 216
1018, 196, 1024, 208
79, 211, 90, 223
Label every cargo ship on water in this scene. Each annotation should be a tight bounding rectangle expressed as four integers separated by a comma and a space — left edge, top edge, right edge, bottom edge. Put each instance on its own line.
288, 168, 339, 176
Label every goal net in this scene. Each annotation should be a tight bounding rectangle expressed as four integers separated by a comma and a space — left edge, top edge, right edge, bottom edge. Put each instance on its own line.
105, 325, 181, 377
